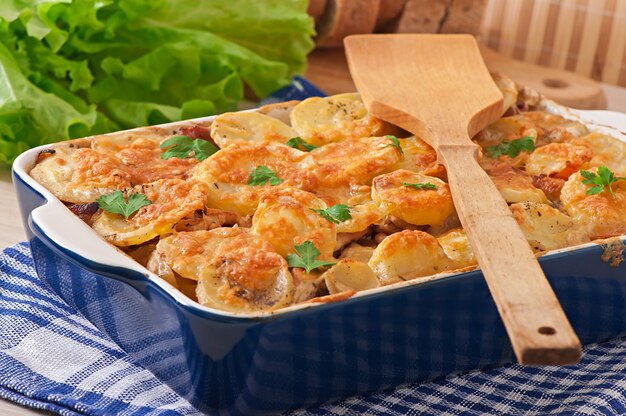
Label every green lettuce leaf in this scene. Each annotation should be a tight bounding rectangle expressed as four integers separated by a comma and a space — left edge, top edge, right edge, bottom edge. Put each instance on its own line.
0, 0, 314, 163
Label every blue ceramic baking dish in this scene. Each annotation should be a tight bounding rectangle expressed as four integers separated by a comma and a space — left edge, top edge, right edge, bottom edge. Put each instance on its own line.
12, 102, 626, 415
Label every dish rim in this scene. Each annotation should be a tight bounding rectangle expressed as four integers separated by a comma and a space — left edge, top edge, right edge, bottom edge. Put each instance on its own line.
12, 102, 626, 322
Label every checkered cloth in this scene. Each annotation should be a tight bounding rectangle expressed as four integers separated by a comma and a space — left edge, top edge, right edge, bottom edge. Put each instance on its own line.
1, 242, 626, 416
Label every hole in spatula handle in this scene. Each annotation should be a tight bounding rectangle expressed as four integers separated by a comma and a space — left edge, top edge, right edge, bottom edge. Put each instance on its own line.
538, 326, 557, 335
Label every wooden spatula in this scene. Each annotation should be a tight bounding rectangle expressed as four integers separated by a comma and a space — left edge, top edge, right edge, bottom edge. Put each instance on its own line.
344, 34, 581, 365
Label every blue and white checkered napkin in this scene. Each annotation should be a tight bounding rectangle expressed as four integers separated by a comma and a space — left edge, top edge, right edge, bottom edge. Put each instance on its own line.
2, 242, 626, 416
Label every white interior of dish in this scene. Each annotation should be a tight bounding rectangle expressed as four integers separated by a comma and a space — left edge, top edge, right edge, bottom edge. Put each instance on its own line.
12, 104, 626, 319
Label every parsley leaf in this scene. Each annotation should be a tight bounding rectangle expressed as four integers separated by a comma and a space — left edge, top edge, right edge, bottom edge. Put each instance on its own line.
385, 135, 404, 155
160, 135, 218, 161
285, 241, 336, 273
96, 191, 152, 219
311, 204, 352, 224
248, 166, 283, 186
286, 136, 318, 152
486, 136, 535, 158
402, 182, 437, 190
580, 166, 626, 197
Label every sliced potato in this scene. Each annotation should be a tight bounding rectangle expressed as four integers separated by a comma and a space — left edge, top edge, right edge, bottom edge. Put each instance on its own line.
492, 72, 518, 115
191, 141, 317, 216
311, 135, 402, 188
561, 169, 626, 240
335, 200, 383, 234
93, 132, 199, 184
369, 230, 452, 284
571, 132, 626, 176
437, 228, 476, 269
391, 136, 445, 179
156, 228, 293, 312
487, 163, 548, 204
252, 187, 336, 259
91, 179, 207, 247
210, 111, 297, 148
474, 116, 538, 149
290, 93, 400, 146
372, 170, 454, 226
30, 146, 132, 204
526, 143, 592, 179
156, 228, 271, 280
322, 259, 379, 294
196, 246, 293, 312
510, 202, 580, 251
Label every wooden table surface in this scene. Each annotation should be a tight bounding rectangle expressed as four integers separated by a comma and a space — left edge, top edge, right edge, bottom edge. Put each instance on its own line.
1, 76, 626, 416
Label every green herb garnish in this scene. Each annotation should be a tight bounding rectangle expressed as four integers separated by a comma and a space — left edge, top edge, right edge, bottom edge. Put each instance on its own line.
285, 241, 336, 273
580, 166, 626, 197
160, 135, 218, 161
385, 135, 404, 155
248, 166, 283, 186
486, 136, 535, 158
311, 204, 352, 224
402, 182, 437, 190
286, 136, 317, 152
96, 191, 151, 219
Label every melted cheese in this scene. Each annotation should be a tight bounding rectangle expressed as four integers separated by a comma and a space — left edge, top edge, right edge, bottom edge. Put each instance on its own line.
368, 230, 452, 284
252, 187, 336, 259
561, 169, 626, 239
30, 146, 132, 204
190, 141, 317, 216
371, 170, 454, 226
392, 136, 446, 179
93, 133, 199, 184
571, 133, 626, 176
91, 179, 207, 246
510, 202, 578, 252
526, 143, 592, 179
310, 135, 402, 188
488, 163, 548, 204
156, 228, 293, 312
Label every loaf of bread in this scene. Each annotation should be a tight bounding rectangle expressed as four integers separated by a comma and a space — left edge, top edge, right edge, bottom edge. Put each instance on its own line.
315, 0, 381, 48
440, 0, 488, 35
393, 0, 447, 33
375, 0, 408, 30
307, 0, 327, 23
310, 0, 487, 46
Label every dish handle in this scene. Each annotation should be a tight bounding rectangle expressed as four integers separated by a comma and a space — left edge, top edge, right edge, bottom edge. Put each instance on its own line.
28, 199, 151, 286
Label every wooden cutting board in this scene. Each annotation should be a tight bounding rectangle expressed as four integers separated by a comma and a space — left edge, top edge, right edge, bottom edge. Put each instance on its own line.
306, 45, 607, 110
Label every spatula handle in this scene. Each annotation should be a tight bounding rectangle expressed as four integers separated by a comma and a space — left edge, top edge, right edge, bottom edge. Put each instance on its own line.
439, 145, 582, 365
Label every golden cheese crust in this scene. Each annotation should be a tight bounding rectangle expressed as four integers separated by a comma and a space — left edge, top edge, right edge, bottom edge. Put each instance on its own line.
526, 143, 592, 179
487, 163, 548, 204
561, 169, 626, 239
368, 230, 452, 284
91, 179, 208, 247
392, 136, 446, 179
92, 132, 199, 184
30, 146, 133, 204
571, 132, 626, 176
252, 187, 336, 259
311, 135, 402, 188
29, 89, 626, 314
191, 141, 318, 216
156, 228, 293, 312
371, 170, 454, 226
